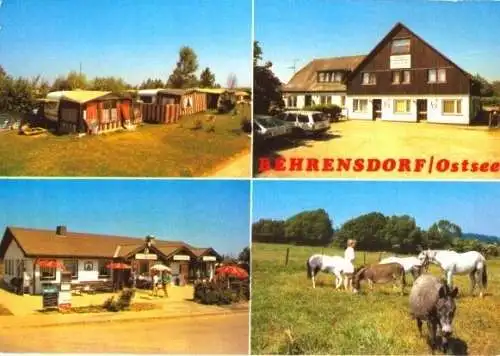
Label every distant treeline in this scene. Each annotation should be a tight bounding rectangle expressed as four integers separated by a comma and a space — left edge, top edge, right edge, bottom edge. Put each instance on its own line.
0, 46, 249, 114
252, 210, 500, 257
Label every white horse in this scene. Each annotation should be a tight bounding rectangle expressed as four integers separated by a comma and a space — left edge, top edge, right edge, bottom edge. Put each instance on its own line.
417, 249, 488, 297
379, 256, 424, 281
306, 254, 354, 290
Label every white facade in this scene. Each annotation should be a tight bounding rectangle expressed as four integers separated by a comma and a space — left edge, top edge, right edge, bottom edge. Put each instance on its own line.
284, 93, 347, 109
346, 95, 476, 124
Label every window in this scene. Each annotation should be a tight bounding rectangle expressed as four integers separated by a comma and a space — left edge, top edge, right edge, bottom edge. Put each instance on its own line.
353, 99, 368, 113
391, 38, 410, 54
63, 259, 78, 280
334, 72, 343, 82
140, 96, 153, 104
318, 72, 325, 82
98, 260, 110, 278
298, 115, 309, 123
320, 96, 332, 105
428, 69, 437, 83
392, 71, 401, 84
438, 69, 446, 83
394, 99, 411, 113
325, 72, 331, 82
362, 72, 376, 85
442, 99, 462, 114
40, 266, 56, 281
341, 96, 346, 107
403, 70, 411, 84
287, 96, 297, 108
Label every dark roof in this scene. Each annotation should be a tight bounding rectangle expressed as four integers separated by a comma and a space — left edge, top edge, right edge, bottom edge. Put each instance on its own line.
0, 226, 218, 260
283, 55, 366, 93
348, 22, 472, 81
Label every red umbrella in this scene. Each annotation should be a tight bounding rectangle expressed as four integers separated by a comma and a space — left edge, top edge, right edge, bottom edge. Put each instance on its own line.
36, 259, 65, 270
106, 262, 131, 270
216, 265, 249, 280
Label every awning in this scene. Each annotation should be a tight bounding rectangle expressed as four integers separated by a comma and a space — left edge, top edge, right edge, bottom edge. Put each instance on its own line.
35, 259, 65, 269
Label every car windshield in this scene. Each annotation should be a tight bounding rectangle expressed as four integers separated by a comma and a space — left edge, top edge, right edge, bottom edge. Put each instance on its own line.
312, 113, 327, 122
269, 118, 285, 126
256, 118, 277, 129
298, 115, 309, 123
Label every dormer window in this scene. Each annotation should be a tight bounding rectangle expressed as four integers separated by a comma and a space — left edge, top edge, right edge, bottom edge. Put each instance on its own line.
317, 71, 344, 83
391, 38, 410, 54
334, 72, 343, 82
319, 72, 326, 82
362, 72, 376, 85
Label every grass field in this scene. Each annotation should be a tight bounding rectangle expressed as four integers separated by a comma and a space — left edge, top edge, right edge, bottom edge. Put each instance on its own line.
251, 243, 500, 355
0, 109, 250, 177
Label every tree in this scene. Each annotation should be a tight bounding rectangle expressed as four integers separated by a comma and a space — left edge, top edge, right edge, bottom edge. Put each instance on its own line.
0, 65, 6, 79
139, 78, 166, 89
472, 74, 494, 97
424, 220, 461, 249
252, 219, 286, 243
90, 76, 130, 92
227, 73, 238, 89
51, 75, 71, 91
199, 67, 216, 88
491, 80, 500, 97
66, 71, 87, 90
379, 215, 422, 253
167, 46, 199, 88
238, 247, 250, 263
284, 209, 333, 245
254, 41, 263, 66
336, 212, 388, 250
253, 41, 284, 114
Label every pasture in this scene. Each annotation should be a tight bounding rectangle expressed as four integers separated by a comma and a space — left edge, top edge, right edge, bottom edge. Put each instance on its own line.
251, 243, 500, 355
0, 109, 250, 177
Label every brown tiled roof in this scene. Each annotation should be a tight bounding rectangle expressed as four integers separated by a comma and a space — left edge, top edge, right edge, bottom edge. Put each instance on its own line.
283, 55, 366, 93
0, 226, 217, 259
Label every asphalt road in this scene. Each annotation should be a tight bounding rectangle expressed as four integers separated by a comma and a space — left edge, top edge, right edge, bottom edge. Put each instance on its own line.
0, 313, 249, 354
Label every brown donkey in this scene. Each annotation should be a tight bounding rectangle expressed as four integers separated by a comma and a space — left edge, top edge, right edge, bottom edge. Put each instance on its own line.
352, 263, 406, 295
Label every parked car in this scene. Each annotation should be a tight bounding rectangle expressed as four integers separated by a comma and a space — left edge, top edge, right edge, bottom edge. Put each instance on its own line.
275, 110, 330, 135
254, 115, 292, 140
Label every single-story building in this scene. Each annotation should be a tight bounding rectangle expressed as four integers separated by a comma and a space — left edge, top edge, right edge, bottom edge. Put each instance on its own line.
235, 90, 251, 104
0, 226, 222, 295
39, 90, 141, 134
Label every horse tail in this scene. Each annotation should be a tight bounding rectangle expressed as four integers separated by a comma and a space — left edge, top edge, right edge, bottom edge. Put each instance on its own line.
482, 263, 488, 289
306, 259, 312, 279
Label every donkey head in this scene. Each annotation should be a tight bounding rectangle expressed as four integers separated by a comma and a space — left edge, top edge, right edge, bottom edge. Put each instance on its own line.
351, 266, 366, 293
436, 284, 459, 351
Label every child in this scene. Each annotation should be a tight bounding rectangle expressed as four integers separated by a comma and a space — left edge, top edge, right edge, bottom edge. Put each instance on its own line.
344, 239, 356, 264
162, 271, 171, 297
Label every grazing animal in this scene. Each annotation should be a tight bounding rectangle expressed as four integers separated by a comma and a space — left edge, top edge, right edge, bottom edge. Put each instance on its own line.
417, 249, 487, 297
379, 256, 424, 281
409, 274, 458, 353
352, 263, 406, 295
306, 254, 354, 290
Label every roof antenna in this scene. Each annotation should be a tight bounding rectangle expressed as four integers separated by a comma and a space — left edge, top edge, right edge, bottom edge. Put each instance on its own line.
287, 59, 300, 74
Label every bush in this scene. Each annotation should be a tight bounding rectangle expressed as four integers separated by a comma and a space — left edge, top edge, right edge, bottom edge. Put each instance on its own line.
240, 117, 251, 133
103, 288, 135, 312
305, 104, 342, 121
193, 280, 237, 305
218, 99, 236, 114
480, 97, 500, 106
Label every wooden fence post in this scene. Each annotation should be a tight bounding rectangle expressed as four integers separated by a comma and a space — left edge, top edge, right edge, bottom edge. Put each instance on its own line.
364, 252, 366, 265
285, 248, 290, 266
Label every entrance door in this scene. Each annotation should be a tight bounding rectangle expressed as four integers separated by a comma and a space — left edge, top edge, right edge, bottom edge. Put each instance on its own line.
372, 99, 382, 120
417, 99, 427, 122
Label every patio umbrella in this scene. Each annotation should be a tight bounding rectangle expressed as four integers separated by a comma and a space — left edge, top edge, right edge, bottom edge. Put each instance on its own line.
150, 264, 171, 272
216, 265, 249, 280
106, 262, 131, 270
36, 259, 65, 270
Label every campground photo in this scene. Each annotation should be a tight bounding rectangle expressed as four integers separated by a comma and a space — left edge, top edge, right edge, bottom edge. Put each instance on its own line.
0, 0, 251, 177
253, 0, 500, 179
251, 181, 500, 355
0, 179, 250, 354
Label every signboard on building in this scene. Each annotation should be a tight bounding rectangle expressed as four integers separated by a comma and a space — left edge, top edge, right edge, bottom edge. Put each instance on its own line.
202, 256, 216, 261
173, 255, 190, 261
135, 253, 158, 260
390, 55, 411, 69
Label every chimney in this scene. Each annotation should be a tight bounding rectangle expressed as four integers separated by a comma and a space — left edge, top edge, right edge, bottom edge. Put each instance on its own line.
56, 225, 67, 236
145, 234, 156, 246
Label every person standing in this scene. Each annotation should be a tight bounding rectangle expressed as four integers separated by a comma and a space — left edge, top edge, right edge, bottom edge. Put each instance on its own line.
22, 268, 31, 295
344, 239, 357, 291
162, 271, 171, 298
152, 272, 159, 297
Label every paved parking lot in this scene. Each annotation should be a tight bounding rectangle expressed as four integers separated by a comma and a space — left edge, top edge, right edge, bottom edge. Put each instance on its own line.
254, 120, 500, 179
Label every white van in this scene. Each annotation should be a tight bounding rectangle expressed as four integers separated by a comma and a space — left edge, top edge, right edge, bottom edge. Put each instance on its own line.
275, 110, 330, 135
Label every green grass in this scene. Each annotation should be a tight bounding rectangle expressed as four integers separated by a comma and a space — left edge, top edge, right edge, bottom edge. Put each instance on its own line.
251, 243, 500, 355
0, 108, 250, 177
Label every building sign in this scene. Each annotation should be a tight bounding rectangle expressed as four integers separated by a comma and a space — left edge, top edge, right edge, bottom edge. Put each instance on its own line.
173, 255, 190, 261
84, 261, 94, 271
58, 290, 72, 309
390, 54, 411, 69
202, 256, 216, 261
135, 253, 157, 260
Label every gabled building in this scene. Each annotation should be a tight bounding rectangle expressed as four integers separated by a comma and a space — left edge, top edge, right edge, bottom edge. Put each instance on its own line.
0, 226, 221, 295
346, 22, 481, 124
282, 55, 366, 109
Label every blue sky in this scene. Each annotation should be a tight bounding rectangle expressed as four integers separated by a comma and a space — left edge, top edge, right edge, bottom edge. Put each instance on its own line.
0, 180, 250, 255
0, 0, 251, 86
253, 181, 500, 236
255, 0, 500, 83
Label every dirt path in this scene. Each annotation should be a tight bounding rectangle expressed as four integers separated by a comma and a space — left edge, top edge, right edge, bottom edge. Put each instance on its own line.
209, 149, 251, 177
0, 313, 249, 354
